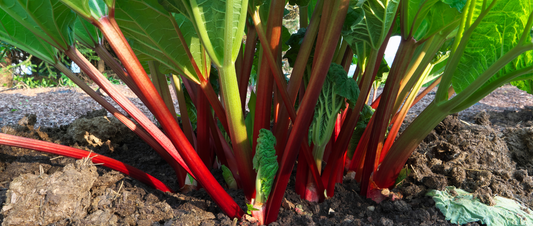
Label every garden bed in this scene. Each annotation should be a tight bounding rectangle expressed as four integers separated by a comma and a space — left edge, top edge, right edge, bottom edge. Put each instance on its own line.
0, 85, 532, 225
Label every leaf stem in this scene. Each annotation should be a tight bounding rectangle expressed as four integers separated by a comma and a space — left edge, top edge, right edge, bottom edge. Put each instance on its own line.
0, 133, 173, 192
97, 17, 244, 218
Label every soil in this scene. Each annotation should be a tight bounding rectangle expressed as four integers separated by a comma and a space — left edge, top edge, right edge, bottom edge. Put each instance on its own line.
1, 85, 533, 225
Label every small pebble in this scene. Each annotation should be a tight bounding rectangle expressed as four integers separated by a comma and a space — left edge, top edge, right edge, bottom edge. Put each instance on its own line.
328, 208, 335, 217
367, 206, 375, 211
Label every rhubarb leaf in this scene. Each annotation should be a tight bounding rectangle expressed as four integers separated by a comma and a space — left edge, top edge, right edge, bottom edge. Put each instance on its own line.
452, 0, 533, 94
180, 0, 249, 67
347, 104, 374, 159
0, 0, 77, 51
114, 0, 206, 83
404, 0, 439, 38
158, 0, 191, 17
253, 129, 278, 204
221, 165, 237, 189
74, 17, 101, 48
0, 9, 57, 64
309, 64, 359, 155
419, 1, 462, 40
441, 0, 467, 12
342, 0, 400, 50
511, 80, 533, 94
288, 0, 310, 6
60, 0, 110, 20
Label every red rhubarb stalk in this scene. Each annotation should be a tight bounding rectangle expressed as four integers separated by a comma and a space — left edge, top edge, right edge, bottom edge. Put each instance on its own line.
264, 1, 350, 223
0, 133, 173, 193
95, 17, 244, 218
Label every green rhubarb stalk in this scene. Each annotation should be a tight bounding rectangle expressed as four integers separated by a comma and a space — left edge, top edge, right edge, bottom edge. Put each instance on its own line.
148, 61, 178, 119
170, 75, 197, 149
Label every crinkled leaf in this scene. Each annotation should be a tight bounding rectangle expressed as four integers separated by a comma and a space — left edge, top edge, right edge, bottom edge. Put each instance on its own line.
452, 0, 533, 94
0, 9, 57, 64
310, 64, 359, 148
0, 0, 77, 51
428, 187, 533, 225
511, 80, 533, 94
253, 129, 278, 201
115, 0, 206, 83
74, 17, 101, 48
342, 0, 399, 50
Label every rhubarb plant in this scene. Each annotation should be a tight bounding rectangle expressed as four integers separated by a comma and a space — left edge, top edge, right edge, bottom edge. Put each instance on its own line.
0, 0, 531, 225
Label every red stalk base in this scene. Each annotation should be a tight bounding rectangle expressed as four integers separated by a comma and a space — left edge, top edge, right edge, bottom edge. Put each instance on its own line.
251, 205, 266, 225
304, 182, 319, 202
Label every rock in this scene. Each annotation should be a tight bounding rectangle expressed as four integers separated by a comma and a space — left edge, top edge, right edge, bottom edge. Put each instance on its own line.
82, 209, 118, 225
1, 159, 98, 225
67, 116, 130, 147
17, 114, 36, 127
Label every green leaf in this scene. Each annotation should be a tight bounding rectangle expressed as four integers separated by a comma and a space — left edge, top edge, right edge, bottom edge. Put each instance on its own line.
0, 9, 57, 64
372, 59, 390, 88
157, 0, 192, 18
310, 64, 359, 149
404, 0, 439, 37
245, 91, 257, 146
284, 28, 313, 67
418, 1, 462, 40
452, 0, 533, 94
288, 0, 309, 6
428, 187, 533, 225
221, 165, 237, 189
0, 0, 77, 51
60, 0, 109, 20
74, 17, 101, 48
347, 104, 374, 159
342, 0, 400, 50
511, 80, 533, 94
253, 129, 278, 203
281, 25, 291, 52
441, 0, 467, 12
114, 0, 206, 83
184, 0, 248, 67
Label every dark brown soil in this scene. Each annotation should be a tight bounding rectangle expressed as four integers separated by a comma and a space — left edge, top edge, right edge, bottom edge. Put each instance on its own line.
1, 107, 532, 225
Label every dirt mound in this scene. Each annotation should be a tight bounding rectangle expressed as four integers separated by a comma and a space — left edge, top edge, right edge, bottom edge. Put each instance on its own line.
2, 159, 98, 225
1, 110, 533, 225
401, 114, 533, 208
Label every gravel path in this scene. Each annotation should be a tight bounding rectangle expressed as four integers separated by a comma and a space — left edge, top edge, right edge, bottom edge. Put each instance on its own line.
0, 84, 532, 128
